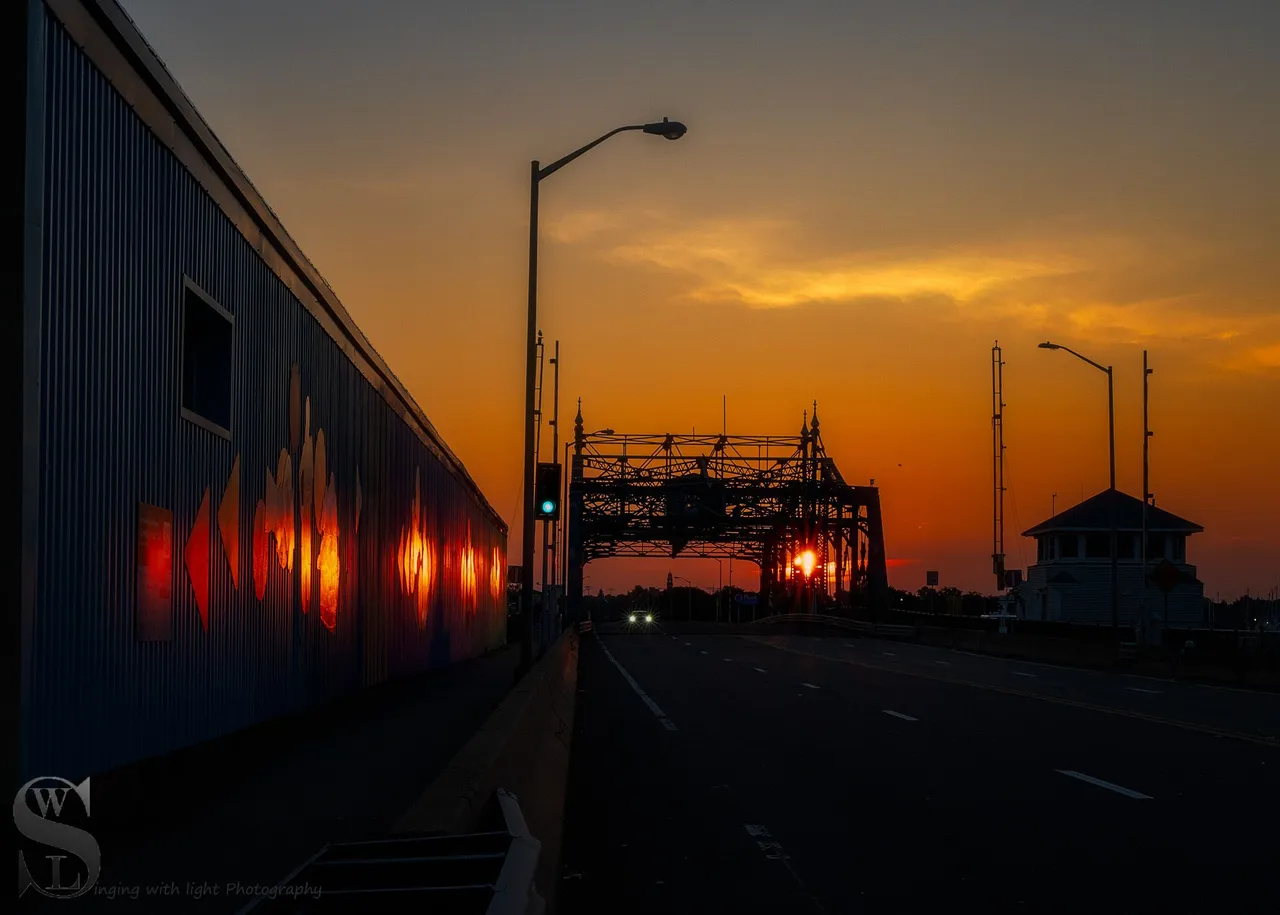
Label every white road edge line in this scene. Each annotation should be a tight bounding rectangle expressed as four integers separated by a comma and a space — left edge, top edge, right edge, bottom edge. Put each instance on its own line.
1055, 769, 1151, 799
801, 682, 820, 689
1126, 687, 1162, 694
882, 710, 917, 722
598, 640, 678, 731
723, 658, 733, 662
882, 652, 896, 657
753, 667, 767, 673
1012, 671, 1037, 678
700, 650, 709, 655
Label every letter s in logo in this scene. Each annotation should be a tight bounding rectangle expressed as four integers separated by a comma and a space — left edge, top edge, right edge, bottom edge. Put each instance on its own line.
14, 776, 100, 898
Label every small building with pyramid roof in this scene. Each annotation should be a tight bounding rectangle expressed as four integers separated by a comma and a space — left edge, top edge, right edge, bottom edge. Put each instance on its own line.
1020, 489, 1204, 627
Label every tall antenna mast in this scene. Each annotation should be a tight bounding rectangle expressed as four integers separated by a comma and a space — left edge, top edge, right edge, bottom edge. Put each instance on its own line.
992, 341, 1006, 591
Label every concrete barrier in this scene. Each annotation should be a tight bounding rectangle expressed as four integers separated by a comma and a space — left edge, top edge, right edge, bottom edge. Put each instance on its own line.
394, 631, 578, 912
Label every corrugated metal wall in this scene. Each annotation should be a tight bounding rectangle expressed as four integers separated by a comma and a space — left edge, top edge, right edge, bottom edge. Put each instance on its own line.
23, 11, 507, 782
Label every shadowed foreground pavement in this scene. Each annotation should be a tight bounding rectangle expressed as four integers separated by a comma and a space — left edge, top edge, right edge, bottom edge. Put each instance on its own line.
560, 629, 1278, 914
20, 645, 521, 914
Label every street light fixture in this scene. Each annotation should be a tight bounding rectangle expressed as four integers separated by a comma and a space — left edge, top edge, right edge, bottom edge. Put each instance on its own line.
520, 119, 688, 672
1038, 340, 1119, 638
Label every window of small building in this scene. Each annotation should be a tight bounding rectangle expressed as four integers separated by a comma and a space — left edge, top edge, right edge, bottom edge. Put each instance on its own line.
1172, 536, 1186, 562
1146, 534, 1167, 561
1084, 534, 1110, 558
1118, 535, 1136, 560
1037, 537, 1050, 561
181, 279, 234, 436
1057, 535, 1079, 558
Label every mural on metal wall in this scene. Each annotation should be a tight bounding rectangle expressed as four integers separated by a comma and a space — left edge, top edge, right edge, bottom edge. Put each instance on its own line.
218, 456, 241, 589
165, 363, 348, 633
490, 546, 504, 602
460, 522, 478, 611
399, 468, 437, 629
169, 360, 504, 637
184, 487, 212, 629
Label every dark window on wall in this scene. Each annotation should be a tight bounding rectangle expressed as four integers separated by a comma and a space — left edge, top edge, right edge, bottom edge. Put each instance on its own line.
1118, 535, 1137, 559
1173, 536, 1186, 562
1146, 534, 1167, 560
1084, 534, 1110, 558
1037, 537, 1049, 561
181, 280, 233, 435
1058, 535, 1079, 558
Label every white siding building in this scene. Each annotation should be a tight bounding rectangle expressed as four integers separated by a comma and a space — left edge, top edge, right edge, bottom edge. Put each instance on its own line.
1020, 489, 1204, 628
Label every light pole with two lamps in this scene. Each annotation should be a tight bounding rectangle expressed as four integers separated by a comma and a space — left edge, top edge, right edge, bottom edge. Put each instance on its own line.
520, 119, 688, 672
1038, 341, 1119, 638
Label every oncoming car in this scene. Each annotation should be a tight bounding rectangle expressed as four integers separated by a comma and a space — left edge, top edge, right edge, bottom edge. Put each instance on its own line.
625, 611, 656, 629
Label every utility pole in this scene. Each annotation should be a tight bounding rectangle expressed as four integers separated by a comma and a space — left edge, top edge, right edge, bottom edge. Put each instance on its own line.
1142, 351, 1153, 640
532, 331, 546, 653
546, 341, 560, 625
992, 342, 1006, 592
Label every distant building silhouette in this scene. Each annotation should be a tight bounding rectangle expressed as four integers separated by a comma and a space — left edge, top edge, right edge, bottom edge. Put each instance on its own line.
1021, 489, 1204, 626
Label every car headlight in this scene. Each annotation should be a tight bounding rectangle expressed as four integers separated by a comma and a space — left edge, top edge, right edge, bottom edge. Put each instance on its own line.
644, 614, 653, 623
628, 614, 637, 623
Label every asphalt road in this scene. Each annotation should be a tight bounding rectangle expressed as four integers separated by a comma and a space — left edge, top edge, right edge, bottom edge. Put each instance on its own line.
559, 628, 1279, 914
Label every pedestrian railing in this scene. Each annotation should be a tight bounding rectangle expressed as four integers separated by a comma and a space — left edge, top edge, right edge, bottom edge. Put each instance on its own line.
237, 789, 543, 914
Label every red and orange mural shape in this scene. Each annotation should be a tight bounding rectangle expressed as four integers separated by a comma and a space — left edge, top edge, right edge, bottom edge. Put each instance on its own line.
460, 522, 478, 612
176, 362, 351, 632
490, 546, 504, 601
317, 473, 339, 630
217, 456, 241, 589
252, 499, 269, 600
299, 399, 315, 615
245, 369, 343, 630
184, 486, 212, 630
398, 469, 437, 629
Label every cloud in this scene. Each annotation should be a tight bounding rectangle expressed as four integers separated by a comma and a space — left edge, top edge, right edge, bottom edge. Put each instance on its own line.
550, 208, 1280, 367
607, 217, 1077, 309
544, 210, 623, 244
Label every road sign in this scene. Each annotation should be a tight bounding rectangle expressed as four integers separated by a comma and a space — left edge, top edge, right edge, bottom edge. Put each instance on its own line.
926, 570, 939, 587
1152, 559, 1179, 594
734, 593, 758, 605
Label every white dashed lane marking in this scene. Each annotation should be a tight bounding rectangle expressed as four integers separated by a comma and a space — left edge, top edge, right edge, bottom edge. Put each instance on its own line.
1056, 769, 1151, 799
599, 640, 678, 731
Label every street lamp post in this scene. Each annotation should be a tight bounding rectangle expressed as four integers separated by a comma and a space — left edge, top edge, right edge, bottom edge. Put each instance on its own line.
713, 558, 723, 622
1039, 341, 1119, 638
520, 118, 687, 672
672, 575, 695, 621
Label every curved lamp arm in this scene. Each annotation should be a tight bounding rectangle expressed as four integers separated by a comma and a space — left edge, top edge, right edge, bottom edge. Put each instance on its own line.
538, 118, 688, 181
1039, 341, 1110, 375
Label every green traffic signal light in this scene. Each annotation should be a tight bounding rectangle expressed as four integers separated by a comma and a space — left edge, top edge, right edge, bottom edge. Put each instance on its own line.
541, 500, 556, 515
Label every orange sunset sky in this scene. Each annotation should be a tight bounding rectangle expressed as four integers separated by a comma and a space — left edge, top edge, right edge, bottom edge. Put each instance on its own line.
122, 0, 1279, 598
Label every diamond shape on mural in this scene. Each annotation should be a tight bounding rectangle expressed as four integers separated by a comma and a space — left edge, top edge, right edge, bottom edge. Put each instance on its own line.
218, 455, 241, 588
186, 486, 212, 630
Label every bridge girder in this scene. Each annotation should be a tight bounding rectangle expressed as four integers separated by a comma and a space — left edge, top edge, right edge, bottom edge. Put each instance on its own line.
566, 408, 888, 618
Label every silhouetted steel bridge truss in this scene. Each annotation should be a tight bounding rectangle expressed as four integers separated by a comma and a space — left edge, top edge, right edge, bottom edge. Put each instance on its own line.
566, 403, 888, 616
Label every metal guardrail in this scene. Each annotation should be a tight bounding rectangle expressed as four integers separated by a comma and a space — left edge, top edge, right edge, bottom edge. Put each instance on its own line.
752, 613, 916, 639
237, 790, 543, 914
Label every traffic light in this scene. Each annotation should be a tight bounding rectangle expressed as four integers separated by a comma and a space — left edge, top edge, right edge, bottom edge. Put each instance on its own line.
534, 462, 562, 520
